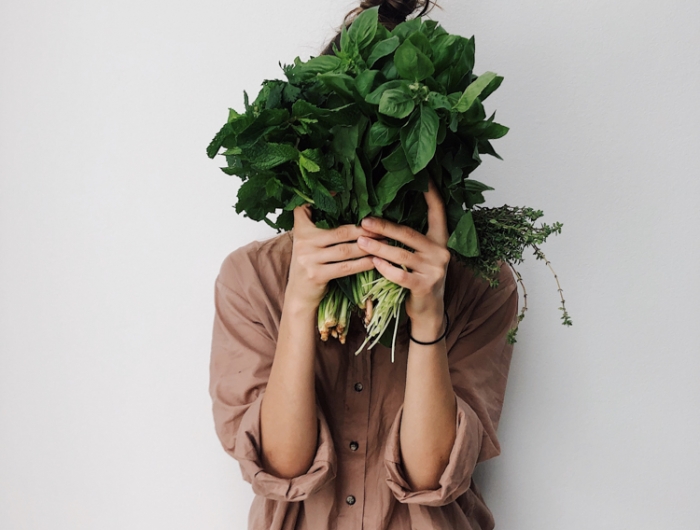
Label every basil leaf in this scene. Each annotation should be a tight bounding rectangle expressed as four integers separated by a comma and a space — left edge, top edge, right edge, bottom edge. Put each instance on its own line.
391, 17, 421, 41
375, 166, 414, 211
378, 87, 415, 119
353, 154, 372, 220
426, 91, 452, 111
348, 5, 379, 52
381, 144, 408, 171
394, 38, 434, 82
367, 36, 400, 67
400, 104, 439, 174
365, 80, 406, 104
354, 69, 381, 98
318, 73, 357, 99
368, 120, 400, 147
453, 71, 499, 112
463, 179, 495, 192
447, 210, 480, 257
480, 75, 504, 102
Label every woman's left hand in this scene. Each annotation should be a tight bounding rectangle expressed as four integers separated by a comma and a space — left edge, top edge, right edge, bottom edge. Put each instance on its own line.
357, 178, 451, 324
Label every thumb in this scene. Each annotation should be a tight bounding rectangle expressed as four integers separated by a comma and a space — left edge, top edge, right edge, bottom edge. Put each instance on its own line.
292, 202, 313, 230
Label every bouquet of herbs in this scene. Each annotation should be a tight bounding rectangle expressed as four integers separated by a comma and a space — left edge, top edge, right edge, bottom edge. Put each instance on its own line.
207, 6, 571, 359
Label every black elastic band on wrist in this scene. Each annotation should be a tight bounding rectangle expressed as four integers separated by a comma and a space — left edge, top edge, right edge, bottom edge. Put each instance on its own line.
407, 310, 450, 345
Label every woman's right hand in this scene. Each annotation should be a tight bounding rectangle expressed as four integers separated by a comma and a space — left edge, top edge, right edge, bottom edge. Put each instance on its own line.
285, 204, 378, 309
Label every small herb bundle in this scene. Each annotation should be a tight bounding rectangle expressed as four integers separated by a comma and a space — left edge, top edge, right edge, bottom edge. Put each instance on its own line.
207, 6, 571, 356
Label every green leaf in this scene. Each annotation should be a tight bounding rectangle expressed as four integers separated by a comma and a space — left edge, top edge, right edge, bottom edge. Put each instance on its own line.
426, 91, 452, 111
367, 36, 400, 67
207, 122, 234, 158
400, 104, 439, 174
463, 179, 495, 192
394, 39, 434, 82
431, 34, 460, 73
284, 193, 307, 211
391, 17, 421, 41
447, 210, 480, 257
292, 100, 359, 126
317, 73, 356, 99
340, 22, 350, 53
453, 71, 499, 112
331, 123, 360, 160
354, 69, 381, 98
246, 142, 299, 170
375, 166, 414, 210
480, 75, 504, 102
407, 31, 431, 55
478, 139, 503, 160
380, 59, 399, 81
477, 121, 510, 139
312, 185, 339, 216
365, 80, 406, 105
275, 209, 294, 230
347, 5, 379, 52
353, 155, 372, 220
284, 55, 341, 82
419, 19, 444, 40
236, 108, 290, 147
299, 153, 321, 172
368, 120, 400, 147
265, 178, 284, 200
381, 144, 408, 171
227, 108, 240, 123
378, 87, 415, 119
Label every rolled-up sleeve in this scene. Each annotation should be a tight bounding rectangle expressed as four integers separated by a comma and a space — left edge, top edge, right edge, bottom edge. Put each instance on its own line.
384, 260, 519, 507
209, 250, 337, 502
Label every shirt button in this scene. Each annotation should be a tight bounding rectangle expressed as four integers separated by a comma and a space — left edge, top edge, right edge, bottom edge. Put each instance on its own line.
354, 382, 363, 392
346, 495, 356, 505
349, 441, 359, 451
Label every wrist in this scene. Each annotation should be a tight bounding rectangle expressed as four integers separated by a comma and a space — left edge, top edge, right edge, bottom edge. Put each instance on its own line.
283, 289, 320, 318
408, 312, 446, 342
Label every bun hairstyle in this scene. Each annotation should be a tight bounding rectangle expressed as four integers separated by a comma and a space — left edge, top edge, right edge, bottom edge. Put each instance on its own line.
320, 0, 440, 56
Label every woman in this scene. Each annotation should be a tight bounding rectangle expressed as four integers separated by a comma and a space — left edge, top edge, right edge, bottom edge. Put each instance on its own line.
209, 1, 520, 528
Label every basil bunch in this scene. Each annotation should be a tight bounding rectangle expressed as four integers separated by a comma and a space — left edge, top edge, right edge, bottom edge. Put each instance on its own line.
207, 6, 571, 347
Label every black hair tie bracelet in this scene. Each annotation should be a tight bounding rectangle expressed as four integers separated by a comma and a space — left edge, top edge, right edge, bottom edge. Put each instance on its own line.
407, 309, 449, 345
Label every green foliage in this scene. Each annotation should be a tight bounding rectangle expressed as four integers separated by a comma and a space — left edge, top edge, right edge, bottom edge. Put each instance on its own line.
207, 5, 571, 341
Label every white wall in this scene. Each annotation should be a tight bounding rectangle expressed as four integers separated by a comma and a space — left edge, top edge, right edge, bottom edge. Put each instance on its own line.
1, 0, 698, 528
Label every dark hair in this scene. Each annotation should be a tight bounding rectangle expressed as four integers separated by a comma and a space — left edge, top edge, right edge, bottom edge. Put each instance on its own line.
319, 0, 440, 56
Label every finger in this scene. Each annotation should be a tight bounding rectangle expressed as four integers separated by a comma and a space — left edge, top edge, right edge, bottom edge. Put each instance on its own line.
292, 203, 314, 234
356, 236, 423, 272
359, 216, 431, 253
371, 257, 415, 290
316, 223, 384, 248
316, 241, 372, 264
424, 178, 449, 246
322, 256, 376, 281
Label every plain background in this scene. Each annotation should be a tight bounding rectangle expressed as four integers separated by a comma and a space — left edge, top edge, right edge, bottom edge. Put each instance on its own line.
1, 0, 699, 528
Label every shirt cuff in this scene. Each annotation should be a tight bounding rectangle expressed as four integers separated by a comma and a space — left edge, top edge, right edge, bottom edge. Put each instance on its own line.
232, 391, 337, 502
383, 394, 484, 507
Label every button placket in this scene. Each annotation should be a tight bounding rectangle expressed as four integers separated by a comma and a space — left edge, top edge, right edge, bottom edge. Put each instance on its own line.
337, 325, 371, 526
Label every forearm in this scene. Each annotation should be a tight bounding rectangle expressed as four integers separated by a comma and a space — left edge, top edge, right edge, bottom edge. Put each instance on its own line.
399, 312, 457, 491
260, 295, 319, 479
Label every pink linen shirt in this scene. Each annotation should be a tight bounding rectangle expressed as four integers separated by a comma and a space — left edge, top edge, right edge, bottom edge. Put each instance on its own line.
209, 230, 519, 529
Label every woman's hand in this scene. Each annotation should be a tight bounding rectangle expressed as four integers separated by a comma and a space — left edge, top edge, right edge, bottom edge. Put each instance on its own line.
357, 178, 450, 325
286, 204, 380, 310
